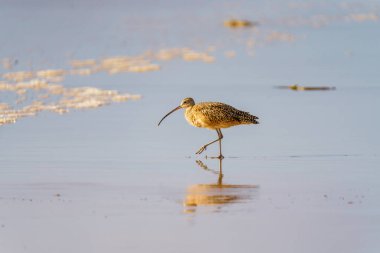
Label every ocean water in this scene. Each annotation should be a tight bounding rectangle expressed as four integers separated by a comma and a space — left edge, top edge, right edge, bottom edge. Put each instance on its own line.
1, 1, 380, 252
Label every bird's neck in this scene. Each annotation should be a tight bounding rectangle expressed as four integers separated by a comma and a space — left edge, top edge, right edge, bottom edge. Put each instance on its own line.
185, 106, 194, 113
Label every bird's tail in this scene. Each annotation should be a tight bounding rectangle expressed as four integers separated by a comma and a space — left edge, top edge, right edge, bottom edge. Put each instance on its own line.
240, 113, 259, 124
250, 115, 259, 124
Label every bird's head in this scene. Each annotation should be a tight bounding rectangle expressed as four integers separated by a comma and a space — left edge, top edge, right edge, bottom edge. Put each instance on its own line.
158, 97, 195, 126
180, 97, 195, 108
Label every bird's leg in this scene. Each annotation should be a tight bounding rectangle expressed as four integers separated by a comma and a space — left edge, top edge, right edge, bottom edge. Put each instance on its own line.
217, 129, 224, 159
195, 129, 223, 155
208, 129, 224, 159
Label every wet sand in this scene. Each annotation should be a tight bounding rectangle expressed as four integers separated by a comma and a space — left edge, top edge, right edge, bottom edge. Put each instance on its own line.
1, 0, 380, 252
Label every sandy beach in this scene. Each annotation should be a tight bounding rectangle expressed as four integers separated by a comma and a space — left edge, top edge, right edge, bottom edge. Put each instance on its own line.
1, 0, 380, 252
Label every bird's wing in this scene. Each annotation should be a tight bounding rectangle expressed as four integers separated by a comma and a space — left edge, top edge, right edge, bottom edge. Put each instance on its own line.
194, 102, 241, 123
195, 102, 259, 125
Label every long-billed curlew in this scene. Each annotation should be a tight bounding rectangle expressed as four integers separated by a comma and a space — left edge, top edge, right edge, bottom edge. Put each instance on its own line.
158, 97, 259, 159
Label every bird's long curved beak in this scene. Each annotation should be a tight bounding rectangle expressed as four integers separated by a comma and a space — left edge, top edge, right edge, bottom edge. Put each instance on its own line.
158, 106, 181, 126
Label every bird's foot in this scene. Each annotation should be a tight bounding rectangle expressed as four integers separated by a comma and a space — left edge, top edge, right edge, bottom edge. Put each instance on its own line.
195, 145, 207, 155
207, 155, 224, 160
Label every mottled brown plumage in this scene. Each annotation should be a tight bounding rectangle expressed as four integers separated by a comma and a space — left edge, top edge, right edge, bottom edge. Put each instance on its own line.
185, 101, 258, 129
158, 97, 259, 158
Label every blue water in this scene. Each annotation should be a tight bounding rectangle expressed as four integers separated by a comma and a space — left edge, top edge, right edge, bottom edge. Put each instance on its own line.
1, 1, 380, 252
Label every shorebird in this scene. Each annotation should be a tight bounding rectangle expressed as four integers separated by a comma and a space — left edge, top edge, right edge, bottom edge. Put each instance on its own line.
158, 97, 259, 158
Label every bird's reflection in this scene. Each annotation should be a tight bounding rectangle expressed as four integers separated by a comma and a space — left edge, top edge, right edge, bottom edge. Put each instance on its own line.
184, 158, 259, 213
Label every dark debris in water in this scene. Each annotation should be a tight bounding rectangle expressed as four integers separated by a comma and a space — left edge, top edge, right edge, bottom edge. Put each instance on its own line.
224, 19, 259, 28
276, 84, 336, 91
